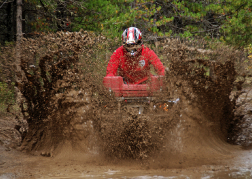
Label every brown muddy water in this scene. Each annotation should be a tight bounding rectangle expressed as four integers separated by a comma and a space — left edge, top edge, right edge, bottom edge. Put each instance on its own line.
1, 111, 252, 179
0, 139, 252, 179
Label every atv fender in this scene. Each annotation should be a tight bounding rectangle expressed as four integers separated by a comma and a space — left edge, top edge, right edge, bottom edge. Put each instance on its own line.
103, 76, 164, 97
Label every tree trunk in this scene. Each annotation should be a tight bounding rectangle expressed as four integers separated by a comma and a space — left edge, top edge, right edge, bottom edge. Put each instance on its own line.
15, 0, 23, 103
16, 0, 22, 43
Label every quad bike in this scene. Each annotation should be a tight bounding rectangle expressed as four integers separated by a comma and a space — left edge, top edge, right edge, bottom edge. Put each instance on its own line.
95, 75, 179, 159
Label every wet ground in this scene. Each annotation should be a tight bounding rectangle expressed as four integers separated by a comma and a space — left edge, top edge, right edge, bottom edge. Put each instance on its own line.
0, 143, 252, 179
1, 112, 252, 179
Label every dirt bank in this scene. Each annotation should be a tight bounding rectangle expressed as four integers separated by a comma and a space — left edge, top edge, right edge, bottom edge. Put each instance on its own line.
229, 88, 252, 147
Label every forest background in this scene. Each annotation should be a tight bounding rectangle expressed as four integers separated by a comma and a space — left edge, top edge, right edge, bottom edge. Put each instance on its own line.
1, 0, 252, 114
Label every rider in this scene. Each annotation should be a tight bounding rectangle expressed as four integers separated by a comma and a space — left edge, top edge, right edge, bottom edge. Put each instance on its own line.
106, 27, 165, 84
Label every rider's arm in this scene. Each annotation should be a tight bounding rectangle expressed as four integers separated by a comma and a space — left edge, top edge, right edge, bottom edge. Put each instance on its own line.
148, 49, 165, 76
106, 49, 121, 76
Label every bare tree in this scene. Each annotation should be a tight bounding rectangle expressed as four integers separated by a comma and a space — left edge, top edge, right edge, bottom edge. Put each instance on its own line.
16, 0, 23, 103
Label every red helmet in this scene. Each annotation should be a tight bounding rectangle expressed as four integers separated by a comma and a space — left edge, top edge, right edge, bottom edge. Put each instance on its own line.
122, 27, 142, 57
122, 27, 142, 45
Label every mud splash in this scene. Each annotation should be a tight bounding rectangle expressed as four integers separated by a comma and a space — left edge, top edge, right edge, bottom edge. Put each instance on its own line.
96, 109, 171, 159
14, 30, 100, 154
92, 42, 239, 163
11, 33, 243, 167
149, 44, 238, 167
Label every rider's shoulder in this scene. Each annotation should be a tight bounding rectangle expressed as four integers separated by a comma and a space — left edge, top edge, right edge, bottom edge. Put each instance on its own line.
113, 46, 124, 53
142, 45, 151, 50
142, 45, 152, 53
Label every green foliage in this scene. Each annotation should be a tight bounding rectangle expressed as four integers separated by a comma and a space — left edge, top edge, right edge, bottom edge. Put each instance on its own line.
133, 0, 252, 47
218, 0, 252, 47
73, 0, 136, 38
24, 0, 136, 38
247, 44, 252, 58
20, 0, 252, 47
4, 41, 15, 46
0, 82, 15, 104
0, 82, 15, 114
24, 0, 58, 33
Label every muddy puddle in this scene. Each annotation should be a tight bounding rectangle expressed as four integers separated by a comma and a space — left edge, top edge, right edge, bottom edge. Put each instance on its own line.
49, 169, 252, 179
36, 167, 252, 179
0, 143, 252, 179
1, 101, 252, 179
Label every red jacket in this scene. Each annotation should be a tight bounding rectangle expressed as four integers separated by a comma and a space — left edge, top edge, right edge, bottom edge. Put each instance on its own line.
106, 45, 165, 84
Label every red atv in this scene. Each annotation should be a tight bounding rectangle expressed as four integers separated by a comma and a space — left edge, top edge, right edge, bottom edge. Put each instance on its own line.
96, 75, 179, 159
